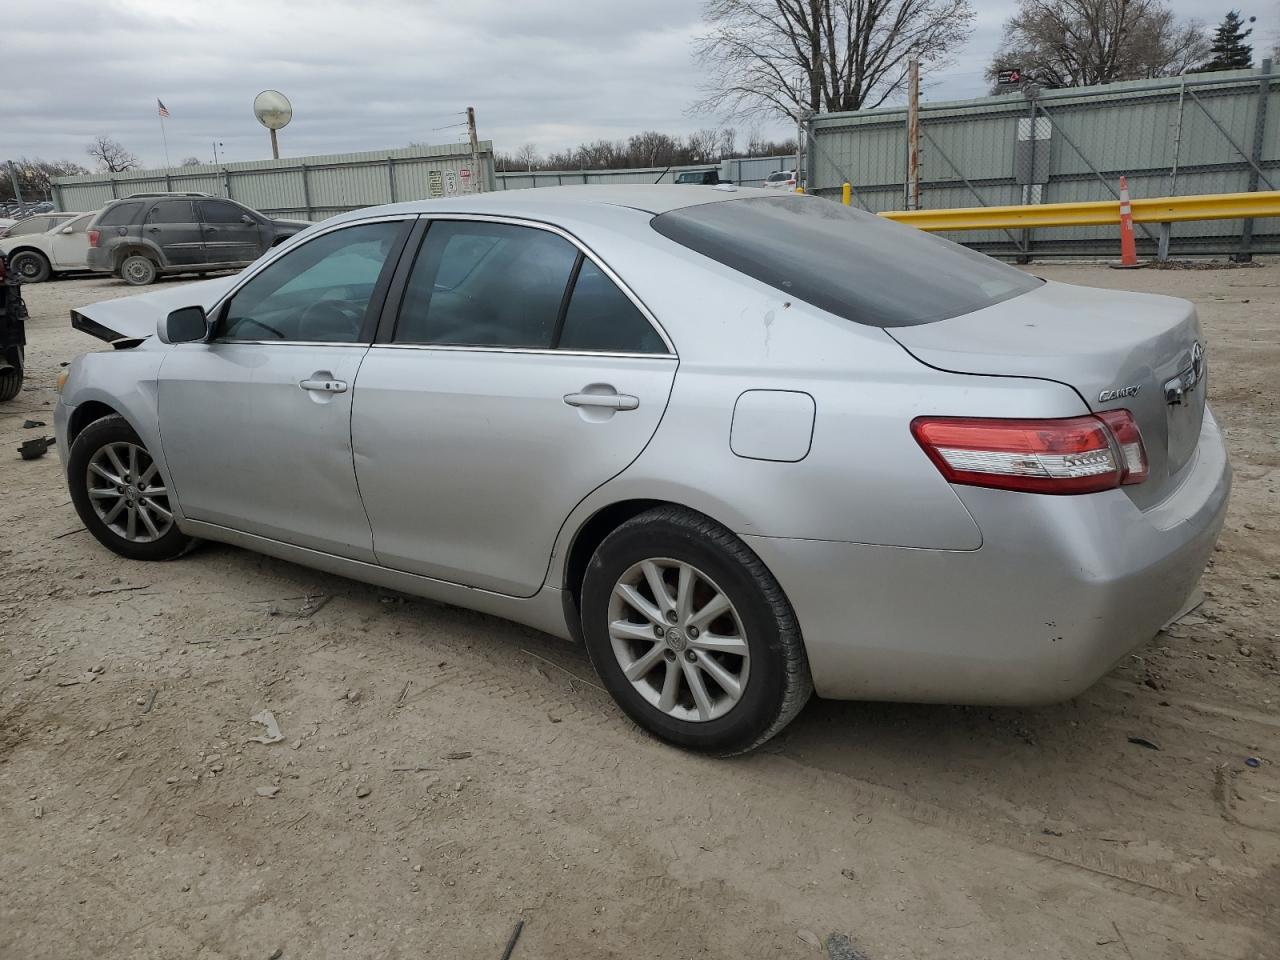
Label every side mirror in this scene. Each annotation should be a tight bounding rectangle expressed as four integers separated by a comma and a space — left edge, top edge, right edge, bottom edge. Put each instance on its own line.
61, 226, 74, 234
240, 214, 255, 224
159, 306, 210, 344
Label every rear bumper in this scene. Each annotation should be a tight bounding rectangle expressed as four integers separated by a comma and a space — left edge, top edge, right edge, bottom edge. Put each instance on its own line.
746, 408, 1231, 705
85, 247, 113, 273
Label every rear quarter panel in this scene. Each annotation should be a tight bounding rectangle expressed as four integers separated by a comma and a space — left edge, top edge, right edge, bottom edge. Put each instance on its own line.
543, 213, 1092, 582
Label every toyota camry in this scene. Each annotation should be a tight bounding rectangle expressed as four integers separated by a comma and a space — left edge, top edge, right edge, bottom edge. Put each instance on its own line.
55, 185, 1230, 754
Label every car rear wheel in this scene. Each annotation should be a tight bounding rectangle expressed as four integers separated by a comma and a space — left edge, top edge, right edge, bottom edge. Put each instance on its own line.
119, 254, 158, 286
68, 415, 194, 561
10, 251, 50, 283
580, 506, 812, 755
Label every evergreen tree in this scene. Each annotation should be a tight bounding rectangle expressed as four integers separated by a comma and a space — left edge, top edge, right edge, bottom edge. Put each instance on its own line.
1202, 11, 1255, 71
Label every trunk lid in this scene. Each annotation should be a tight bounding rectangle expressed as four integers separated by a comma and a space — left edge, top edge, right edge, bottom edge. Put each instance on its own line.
888, 280, 1207, 508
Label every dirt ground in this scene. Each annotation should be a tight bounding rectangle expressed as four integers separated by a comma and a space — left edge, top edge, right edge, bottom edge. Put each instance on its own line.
1, 262, 1276, 960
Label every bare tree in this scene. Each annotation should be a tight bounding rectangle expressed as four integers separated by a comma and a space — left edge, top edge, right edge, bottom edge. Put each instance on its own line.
693, 0, 975, 122
987, 0, 1210, 89
515, 143, 540, 171
0, 157, 90, 202
85, 136, 139, 173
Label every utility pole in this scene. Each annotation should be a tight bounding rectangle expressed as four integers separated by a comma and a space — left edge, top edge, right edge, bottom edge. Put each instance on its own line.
907, 57, 921, 210
794, 78, 805, 190
6, 161, 25, 213
466, 106, 483, 193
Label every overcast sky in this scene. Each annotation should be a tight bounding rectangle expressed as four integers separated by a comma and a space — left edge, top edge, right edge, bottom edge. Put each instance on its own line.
4, 0, 1263, 170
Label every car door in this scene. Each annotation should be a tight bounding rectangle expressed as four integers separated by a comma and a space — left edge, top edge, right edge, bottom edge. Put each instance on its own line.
143, 199, 205, 265
351, 217, 678, 597
200, 199, 265, 264
49, 214, 93, 268
158, 217, 412, 560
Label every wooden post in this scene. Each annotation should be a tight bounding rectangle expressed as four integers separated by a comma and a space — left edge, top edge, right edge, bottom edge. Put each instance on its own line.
907, 57, 920, 210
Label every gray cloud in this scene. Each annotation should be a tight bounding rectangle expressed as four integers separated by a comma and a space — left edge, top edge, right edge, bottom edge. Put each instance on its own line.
4, 0, 1251, 169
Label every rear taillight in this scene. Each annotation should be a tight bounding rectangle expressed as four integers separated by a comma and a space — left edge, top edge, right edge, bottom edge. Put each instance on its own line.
1095, 409, 1148, 485
0, 257, 6, 280
911, 411, 1148, 495
88, 229, 100, 247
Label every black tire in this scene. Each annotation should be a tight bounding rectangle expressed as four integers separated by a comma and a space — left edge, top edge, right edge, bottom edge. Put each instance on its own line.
0, 347, 22, 402
10, 250, 50, 283
67, 415, 194, 561
119, 254, 158, 286
581, 506, 812, 755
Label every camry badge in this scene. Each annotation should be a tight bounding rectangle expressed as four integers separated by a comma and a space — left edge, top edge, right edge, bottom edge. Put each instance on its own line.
1099, 384, 1141, 402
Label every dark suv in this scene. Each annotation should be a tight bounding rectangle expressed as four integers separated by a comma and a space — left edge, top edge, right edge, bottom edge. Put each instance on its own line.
85, 193, 309, 286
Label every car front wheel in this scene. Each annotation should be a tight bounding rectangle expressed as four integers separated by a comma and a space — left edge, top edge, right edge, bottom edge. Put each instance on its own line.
10, 251, 50, 283
68, 415, 194, 561
581, 506, 812, 755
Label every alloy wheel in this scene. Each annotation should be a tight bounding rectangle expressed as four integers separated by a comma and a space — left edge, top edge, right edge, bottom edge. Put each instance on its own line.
85, 441, 174, 543
608, 558, 750, 722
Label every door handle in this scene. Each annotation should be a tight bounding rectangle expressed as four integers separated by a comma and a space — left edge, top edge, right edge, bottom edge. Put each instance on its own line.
146, 225, 160, 232
300, 378, 348, 394
563, 392, 639, 411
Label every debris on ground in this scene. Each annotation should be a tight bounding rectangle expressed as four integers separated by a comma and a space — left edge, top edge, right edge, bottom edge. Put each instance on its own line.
256, 786, 280, 799
17, 436, 55, 460
21, 419, 45, 428
247, 710, 284, 745
499, 919, 524, 960
355, 785, 372, 798
824, 933, 868, 960
1127, 736, 1161, 751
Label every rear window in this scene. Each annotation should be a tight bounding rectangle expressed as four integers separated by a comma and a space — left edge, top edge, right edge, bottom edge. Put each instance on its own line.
98, 202, 143, 227
651, 196, 1041, 327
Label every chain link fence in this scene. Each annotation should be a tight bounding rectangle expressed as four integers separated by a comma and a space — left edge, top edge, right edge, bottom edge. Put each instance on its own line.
807, 64, 1279, 259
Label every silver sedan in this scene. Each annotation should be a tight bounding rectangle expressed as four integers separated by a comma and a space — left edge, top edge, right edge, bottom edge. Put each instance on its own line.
54, 186, 1230, 753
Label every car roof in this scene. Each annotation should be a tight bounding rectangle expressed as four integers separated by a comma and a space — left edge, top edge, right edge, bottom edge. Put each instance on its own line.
327, 184, 768, 226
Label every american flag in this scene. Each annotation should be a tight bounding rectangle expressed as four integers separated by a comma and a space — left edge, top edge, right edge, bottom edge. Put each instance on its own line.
157, 99, 170, 118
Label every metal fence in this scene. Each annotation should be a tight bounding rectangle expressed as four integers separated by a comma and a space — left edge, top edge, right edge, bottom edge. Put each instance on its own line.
494, 155, 794, 189
806, 64, 1280, 258
52, 145, 795, 219
52, 141, 497, 221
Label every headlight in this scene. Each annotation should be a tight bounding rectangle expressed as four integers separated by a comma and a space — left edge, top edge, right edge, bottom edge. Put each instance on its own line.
56, 368, 70, 394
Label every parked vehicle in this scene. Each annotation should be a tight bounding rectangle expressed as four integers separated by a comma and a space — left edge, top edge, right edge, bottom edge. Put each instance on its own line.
55, 186, 1230, 754
673, 169, 723, 185
0, 211, 82, 240
0, 212, 96, 282
763, 169, 800, 190
85, 193, 309, 286
0, 251, 27, 401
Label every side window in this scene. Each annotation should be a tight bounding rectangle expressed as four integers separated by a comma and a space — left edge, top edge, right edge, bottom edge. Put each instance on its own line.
219, 221, 403, 343
98, 202, 142, 227
558, 260, 666, 354
202, 200, 251, 224
395, 221, 577, 348
147, 200, 196, 224
10, 218, 52, 236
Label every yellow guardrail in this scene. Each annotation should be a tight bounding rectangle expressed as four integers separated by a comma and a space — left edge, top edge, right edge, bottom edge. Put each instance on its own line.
874, 191, 1280, 232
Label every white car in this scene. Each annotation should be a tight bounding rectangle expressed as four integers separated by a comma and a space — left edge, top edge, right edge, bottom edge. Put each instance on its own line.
763, 170, 800, 190
0, 212, 94, 282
